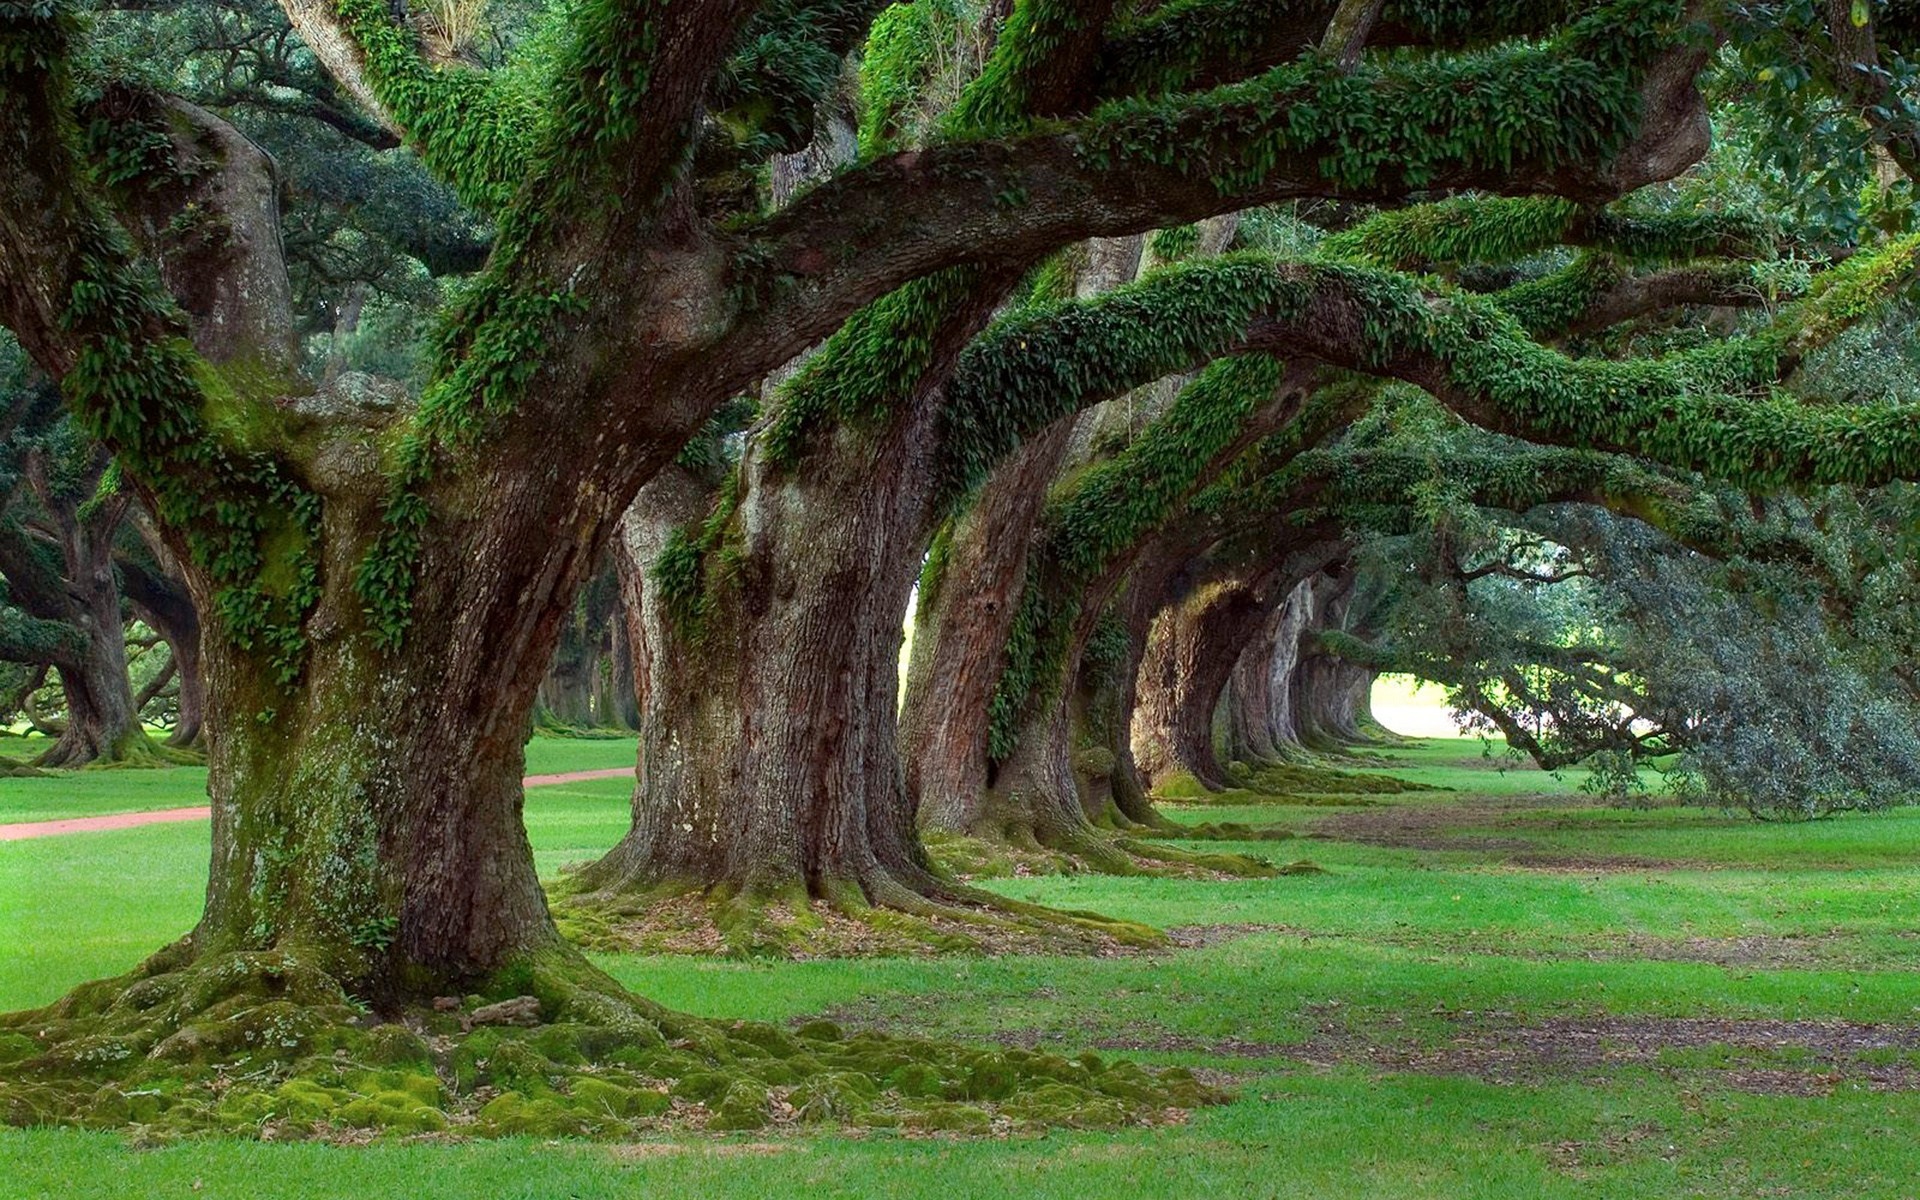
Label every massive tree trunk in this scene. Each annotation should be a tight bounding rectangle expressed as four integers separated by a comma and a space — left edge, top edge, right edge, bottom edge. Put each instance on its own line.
535, 557, 630, 732
43, 557, 141, 767
1133, 542, 1348, 790
1132, 574, 1264, 793
0, 463, 148, 766
1291, 574, 1368, 749
974, 549, 1276, 876
901, 415, 1079, 833
178, 431, 630, 998
579, 237, 1177, 917
571, 420, 958, 920
973, 515, 1211, 864
899, 238, 1150, 843
119, 531, 206, 747
1220, 584, 1314, 767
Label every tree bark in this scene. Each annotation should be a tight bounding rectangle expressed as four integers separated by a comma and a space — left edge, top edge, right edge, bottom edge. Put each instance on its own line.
42, 554, 142, 768
118, 531, 206, 747
1132, 574, 1263, 792
1223, 593, 1293, 766
1291, 574, 1365, 749
535, 560, 626, 731
0, 456, 147, 766
574, 428, 953, 914
1221, 577, 1320, 764
974, 517, 1203, 860
901, 414, 1079, 833
181, 437, 621, 998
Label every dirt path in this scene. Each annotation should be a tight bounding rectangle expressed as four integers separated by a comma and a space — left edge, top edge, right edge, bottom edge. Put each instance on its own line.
0, 765, 634, 842
902, 1011, 1920, 1097
1309, 795, 1703, 870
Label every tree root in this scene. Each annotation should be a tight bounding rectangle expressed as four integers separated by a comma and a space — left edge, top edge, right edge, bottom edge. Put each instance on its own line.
1153, 759, 1439, 806
549, 872, 1166, 960
33, 732, 203, 771
930, 816, 1283, 881
1126, 820, 1297, 842
0, 941, 1222, 1142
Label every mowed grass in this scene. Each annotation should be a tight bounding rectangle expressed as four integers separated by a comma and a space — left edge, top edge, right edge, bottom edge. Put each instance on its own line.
0, 733, 638, 825
7, 739, 1920, 1198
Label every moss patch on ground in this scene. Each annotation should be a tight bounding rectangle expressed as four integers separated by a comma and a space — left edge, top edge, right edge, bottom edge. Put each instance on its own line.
1151, 758, 1441, 807
551, 875, 1170, 961
0, 945, 1219, 1143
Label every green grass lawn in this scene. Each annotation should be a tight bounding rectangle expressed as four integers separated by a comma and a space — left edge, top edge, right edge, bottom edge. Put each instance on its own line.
0, 734, 637, 825
6, 738, 1920, 1198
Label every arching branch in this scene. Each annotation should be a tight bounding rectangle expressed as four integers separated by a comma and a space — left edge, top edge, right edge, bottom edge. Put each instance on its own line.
940, 241, 1920, 497
731, 2, 1713, 360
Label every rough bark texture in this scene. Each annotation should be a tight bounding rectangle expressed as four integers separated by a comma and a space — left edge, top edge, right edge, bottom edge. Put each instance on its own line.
573, 420, 960, 913
1222, 579, 1316, 765
968, 370, 1332, 847
0, 86, 620, 994
0, 455, 146, 766
901, 414, 1079, 833
1132, 574, 1264, 792
567, 133, 1019, 918
119, 531, 206, 747
1291, 575, 1367, 749
979, 518, 1199, 860
536, 557, 632, 731
185, 427, 622, 996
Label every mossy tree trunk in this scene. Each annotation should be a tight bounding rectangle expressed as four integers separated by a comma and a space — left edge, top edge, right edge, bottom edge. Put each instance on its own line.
966, 459, 1314, 844
184, 441, 627, 999
44, 567, 143, 767
118, 533, 206, 747
571, 422, 959, 916
1132, 546, 1346, 789
976, 530, 1278, 878
1220, 583, 1314, 767
969, 516, 1207, 863
1131, 574, 1260, 793
900, 415, 1080, 834
0, 455, 149, 766
1291, 575, 1368, 749
535, 557, 630, 732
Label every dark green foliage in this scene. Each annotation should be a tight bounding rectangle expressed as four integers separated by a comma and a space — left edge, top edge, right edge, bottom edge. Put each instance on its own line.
856, 0, 971, 154
763, 268, 980, 469
1347, 495, 1920, 819
983, 355, 1297, 759
940, 255, 1303, 502
330, 0, 542, 216
1076, 0, 1684, 195
713, 0, 889, 157
0, 14, 321, 683
1324, 197, 1772, 270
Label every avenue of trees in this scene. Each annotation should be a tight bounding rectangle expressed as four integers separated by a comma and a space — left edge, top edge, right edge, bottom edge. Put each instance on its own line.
3, 0, 1920, 1138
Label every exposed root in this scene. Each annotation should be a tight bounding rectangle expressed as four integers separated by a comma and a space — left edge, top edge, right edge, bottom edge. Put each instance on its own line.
33, 733, 203, 771
1113, 837, 1279, 876
0, 942, 1221, 1142
79, 741, 205, 769
1126, 821, 1297, 842
926, 820, 1281, 882
1153, 759, 1438, 807
550, 873, 1165, 960
0, 755, 47, 778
